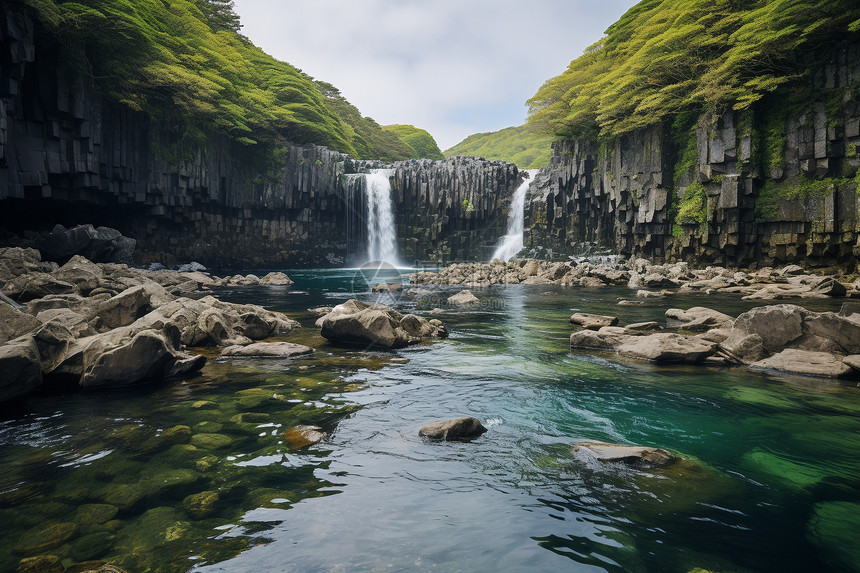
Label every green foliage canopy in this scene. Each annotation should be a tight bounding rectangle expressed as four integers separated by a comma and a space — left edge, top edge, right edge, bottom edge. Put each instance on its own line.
444, 124, 553, 169
19, 0, 445, 164
528, 0, 860, 140
382, 125, 444, 160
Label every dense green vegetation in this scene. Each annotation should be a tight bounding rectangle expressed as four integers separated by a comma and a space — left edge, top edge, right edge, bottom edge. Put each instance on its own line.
18, 0, 440, 164
382, 125, 444, 160
528, 0, 860, 140
444, 125, 553, 169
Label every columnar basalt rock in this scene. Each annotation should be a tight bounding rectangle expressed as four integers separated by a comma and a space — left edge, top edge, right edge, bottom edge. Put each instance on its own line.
0, 5, 520, 268
524, 45, 860, 269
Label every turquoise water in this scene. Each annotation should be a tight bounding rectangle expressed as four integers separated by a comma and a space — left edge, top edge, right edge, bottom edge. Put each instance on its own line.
1, 270, 859, 572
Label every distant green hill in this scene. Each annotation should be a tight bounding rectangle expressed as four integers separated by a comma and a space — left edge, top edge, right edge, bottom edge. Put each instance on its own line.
382, 125, 444, 160
19, 0, 439, 165
444, 125, 553, 169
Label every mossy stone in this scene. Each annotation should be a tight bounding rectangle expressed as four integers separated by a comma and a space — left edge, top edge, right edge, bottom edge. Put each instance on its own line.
13, 522, 79, 555
141, 468, 202, 498
230, 412, 270, 424
118, 506, 191, 551
191, 433, 234, 450
139, 425, 192, 452
194, 455, 220, 472
103, 484, 146, 511
182, 490, 221, 519
14, 555, 64, 573
63, 561, 107, 573
103, 519, 123, 533
30, 502, 72, 520
193, 421, 224, 433
74, 504, 118, 526
70, 531, 115, 562
106, 424, 149, 447
191, 400, 218, 410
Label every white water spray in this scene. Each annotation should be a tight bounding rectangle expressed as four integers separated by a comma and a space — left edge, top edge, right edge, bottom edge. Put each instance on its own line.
365, 169, 402, 267
490, 170, 538, 262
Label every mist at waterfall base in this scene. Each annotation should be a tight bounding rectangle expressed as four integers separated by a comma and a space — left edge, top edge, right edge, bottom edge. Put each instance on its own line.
491, 170, 538, 263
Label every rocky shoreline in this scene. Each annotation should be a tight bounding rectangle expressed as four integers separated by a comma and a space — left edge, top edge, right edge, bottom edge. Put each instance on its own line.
0, 246, 308, 405
409, 258, 859, 300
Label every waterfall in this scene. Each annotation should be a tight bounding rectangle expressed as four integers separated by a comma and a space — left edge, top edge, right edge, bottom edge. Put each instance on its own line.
490, 169, 538, 262
365, 169, 402, 267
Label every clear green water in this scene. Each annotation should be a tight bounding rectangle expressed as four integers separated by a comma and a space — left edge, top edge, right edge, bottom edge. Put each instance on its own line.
1, 270, 859, 573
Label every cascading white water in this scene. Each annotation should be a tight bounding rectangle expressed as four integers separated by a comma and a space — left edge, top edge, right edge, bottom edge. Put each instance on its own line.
365, 169, 402, 267
490, 169, 538, 262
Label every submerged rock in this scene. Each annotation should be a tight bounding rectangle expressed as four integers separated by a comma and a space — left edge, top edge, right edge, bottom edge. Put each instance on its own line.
572, 441, 679, 468
14, 555, 64, 573
419, 417, 487, 441
283, 425, 328, 449
371, 282, 403, 293
13, 521, 79, 555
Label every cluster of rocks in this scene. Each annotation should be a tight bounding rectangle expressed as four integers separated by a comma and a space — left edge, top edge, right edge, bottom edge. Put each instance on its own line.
0, 247, 301, 404
409, 258, 858, 300
316, 299, 447, 349
570, 303, 860, 378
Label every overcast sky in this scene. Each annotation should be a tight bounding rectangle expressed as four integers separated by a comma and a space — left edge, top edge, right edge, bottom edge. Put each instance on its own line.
233, 0, 638, 150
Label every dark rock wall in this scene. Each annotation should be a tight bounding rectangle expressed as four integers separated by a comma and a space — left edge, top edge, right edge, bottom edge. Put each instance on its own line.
0, 5, 519, 267
525, 46, 860, 269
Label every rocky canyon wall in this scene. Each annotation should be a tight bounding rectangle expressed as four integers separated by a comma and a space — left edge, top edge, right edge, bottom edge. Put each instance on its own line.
0, 5, 519, 268
525, 45, 860, 269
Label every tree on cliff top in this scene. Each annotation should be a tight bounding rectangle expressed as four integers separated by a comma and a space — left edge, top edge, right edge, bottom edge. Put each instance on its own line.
528, 0, 860, 140
17, 0, 439, 163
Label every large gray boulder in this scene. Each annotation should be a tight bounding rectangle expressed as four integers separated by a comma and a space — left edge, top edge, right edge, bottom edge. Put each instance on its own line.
1, 272, 78, 302
318, 299, 446, 349
0, 336, 43, 402
616, 333, 717, 364
38, 224, 136, 264
447, 290, 479, 306
92, 285, 153, 331
721, 304, 806, 362
0, 302, 41, 343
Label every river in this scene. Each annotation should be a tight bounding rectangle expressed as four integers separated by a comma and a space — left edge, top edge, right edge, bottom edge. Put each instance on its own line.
1, 269, 858, 573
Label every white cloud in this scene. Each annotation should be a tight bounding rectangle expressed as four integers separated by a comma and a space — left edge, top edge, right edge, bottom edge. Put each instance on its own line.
233, 0, 638, 150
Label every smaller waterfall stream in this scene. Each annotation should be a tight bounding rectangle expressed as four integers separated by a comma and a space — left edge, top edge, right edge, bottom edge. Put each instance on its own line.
490, 169, 538, 262
365, 169, 403, 267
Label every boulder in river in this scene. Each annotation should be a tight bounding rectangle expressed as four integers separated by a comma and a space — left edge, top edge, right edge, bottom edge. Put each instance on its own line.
617, 333, 718, 364
283, 425, 328, 449
318, 299, 446, 349
259, 272, 294, 286
371, 282, 404, 293
569, 312, 618, 330
572, 441, 679, 468
419, 417, 487, 441
447, 290, 479, 306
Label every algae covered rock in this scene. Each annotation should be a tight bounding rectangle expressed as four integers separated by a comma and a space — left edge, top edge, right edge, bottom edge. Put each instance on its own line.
14, 555, 64, 573
182, 490, 221, 519
283, 425, 328, 449
191, 433, 234, 450
221, 342, 314, 358
73, 504, 119, 526
13, 521, 79, 555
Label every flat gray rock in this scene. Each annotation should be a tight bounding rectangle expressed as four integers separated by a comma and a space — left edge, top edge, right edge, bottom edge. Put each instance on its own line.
570, 312, 619, 330
750, 349, 854, 379
221, 342, 314, 357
